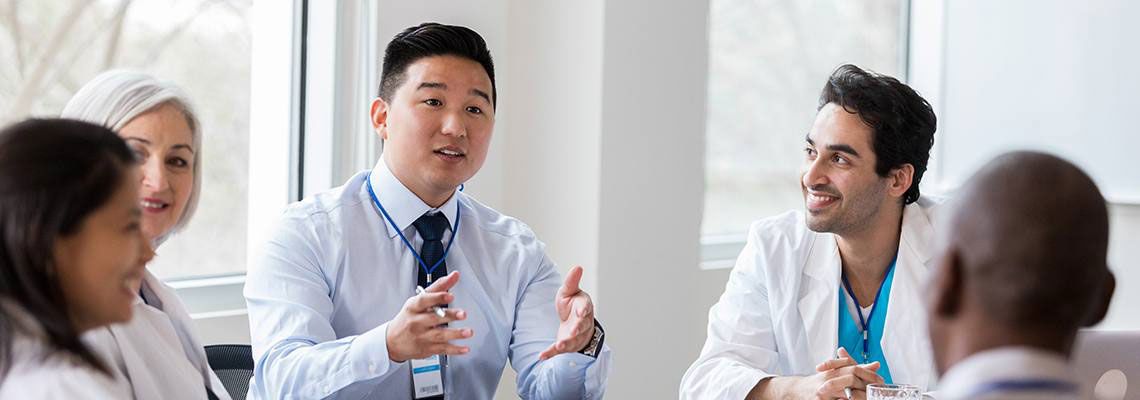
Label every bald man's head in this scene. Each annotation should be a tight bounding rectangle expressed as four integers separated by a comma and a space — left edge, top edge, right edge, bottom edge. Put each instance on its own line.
948, 151, 1110, 328
928, 151, 1115, 371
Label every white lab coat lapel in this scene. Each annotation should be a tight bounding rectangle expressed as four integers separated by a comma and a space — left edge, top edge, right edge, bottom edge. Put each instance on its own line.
150, 273, 232, 399
109, 271, 233, 400
881, 203, 937, 388
798, 234, 841, 366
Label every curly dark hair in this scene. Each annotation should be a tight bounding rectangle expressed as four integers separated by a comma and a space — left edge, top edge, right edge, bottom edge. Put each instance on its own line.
818, 64, 937, 204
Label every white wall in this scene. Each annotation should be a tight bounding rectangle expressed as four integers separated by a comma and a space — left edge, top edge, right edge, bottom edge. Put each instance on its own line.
910, 0, 1140, 330
1104, 205, 1140, 329
495, 2, 604, 397
594, 1, 714, 397
494, 0, 714, 395
936, 0, 1140, 202
501, 0, 604, 299
498, 1, 722, 397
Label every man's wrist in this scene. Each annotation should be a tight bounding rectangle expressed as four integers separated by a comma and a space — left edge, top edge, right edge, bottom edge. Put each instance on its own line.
384, 323, 408, 362
576, 319, 604, 358
748, 376, 799, 400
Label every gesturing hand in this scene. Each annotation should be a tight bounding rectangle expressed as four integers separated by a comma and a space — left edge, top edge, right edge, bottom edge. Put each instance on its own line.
538, 266, 596, 360
386, 271, 474, 362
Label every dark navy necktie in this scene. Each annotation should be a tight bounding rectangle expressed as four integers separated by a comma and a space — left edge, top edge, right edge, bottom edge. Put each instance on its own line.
412, 212, 450, 399
413, 212, 450, 288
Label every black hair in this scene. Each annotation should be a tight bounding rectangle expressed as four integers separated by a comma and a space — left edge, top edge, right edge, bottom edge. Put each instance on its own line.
818, 64, 936, 204
0, 118, 137, 377
378, 22, 496, 108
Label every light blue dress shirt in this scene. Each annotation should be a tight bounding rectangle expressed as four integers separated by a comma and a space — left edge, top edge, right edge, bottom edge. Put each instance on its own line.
244, 159, 611, 400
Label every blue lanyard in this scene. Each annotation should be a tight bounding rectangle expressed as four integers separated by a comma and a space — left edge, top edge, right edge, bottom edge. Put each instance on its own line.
365, 172, 460, 283
841, 256, 896, 360
967, 379, 1078, 398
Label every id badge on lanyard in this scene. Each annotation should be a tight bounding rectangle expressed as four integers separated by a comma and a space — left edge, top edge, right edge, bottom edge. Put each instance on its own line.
366, 174, 458, 398
412, 354, 446, 398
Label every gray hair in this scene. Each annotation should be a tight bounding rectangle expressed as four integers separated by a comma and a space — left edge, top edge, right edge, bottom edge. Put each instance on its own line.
61, 70, 202, 243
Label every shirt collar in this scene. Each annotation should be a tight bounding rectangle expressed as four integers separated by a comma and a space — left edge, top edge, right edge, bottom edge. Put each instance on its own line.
937, 347, 1075, 399
368, 158, 460, 239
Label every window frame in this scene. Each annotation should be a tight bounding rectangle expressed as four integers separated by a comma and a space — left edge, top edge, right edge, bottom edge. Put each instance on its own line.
699, 0, 918, 269
173, 0, 383, 318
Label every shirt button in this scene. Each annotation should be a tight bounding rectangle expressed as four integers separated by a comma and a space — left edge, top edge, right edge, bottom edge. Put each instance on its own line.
369, 362, 377, 374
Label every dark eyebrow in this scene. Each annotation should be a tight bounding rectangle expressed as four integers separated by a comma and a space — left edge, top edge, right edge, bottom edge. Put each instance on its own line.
806, 134, 861, 157
418, 82, 491, 104
470, 88, 491, 104
417, 82, 447, 90
826, 143, 861, 158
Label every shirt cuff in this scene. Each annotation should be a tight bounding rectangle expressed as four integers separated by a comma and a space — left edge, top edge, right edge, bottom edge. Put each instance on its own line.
735, 370, 773, 400
577, 319, 605, 357
348, 321, 404, 381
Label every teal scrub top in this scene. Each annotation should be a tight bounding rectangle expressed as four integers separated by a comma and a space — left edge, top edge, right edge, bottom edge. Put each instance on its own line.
837, 259, 896, 384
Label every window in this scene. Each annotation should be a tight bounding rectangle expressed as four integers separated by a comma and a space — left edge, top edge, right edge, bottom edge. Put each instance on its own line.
702, 0, 909, 267
0, 0, 289, 280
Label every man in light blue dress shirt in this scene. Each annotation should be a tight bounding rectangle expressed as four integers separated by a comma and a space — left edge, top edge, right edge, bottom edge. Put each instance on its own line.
244, 23, 611, 399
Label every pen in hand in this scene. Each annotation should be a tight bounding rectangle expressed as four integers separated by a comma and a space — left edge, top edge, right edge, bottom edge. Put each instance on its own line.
837, 349, 854, 400
416, 285, 448, 318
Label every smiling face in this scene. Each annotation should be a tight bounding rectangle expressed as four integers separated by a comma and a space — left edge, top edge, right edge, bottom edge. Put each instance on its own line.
801, 103, 898, 234
117, 103, 196, 242
53, 170, 154, 331
370, 55, 495, 207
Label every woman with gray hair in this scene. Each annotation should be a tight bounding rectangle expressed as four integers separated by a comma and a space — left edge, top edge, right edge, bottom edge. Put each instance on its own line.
62, 70, 231, 400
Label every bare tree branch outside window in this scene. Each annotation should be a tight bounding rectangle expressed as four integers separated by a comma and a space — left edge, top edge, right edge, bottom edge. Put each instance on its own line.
1, 0, 254, 279
703, 0, 905, 237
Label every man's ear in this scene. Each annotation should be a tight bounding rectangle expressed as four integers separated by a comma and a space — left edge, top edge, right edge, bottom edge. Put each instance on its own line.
888, 164, 916, 200
929, 247, 964, 319
1084, 269, 1116, 327
370, 98, 390, 140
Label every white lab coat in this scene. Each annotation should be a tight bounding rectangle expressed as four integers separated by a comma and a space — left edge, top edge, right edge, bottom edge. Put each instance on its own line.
83, 271, 232, 400
681, 198, 940, 399
0, 301, 130, 399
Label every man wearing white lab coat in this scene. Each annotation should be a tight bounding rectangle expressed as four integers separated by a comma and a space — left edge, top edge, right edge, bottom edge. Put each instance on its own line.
926, 152, 1115, 400
681, 64, 940, 399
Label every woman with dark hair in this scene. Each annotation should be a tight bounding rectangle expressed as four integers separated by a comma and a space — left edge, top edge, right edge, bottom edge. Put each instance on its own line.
0, 118, 154, 398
